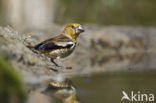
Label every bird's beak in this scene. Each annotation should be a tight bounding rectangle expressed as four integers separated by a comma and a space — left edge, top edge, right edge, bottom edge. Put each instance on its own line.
76, 25, 85, 34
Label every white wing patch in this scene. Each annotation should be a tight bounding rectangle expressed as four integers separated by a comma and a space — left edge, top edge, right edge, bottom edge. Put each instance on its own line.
56, 42, 75, 49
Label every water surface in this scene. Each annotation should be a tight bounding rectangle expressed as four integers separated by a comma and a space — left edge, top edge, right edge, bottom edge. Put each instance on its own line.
72, 71, 156, 103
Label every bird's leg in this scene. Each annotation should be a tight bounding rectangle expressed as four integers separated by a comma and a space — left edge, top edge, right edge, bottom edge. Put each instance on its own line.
43, 58, 58, 72
50, 58, 60, 67
55, 58, 72, 69
50, 57, 71, 69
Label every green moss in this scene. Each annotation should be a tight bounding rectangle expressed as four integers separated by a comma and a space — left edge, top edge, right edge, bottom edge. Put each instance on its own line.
0, 54, 26, 103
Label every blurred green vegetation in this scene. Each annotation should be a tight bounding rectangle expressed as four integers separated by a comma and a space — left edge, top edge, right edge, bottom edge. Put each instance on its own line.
0, 0, 156, 26
56, 0, 156, 26
0, 0, 4, 25
0, 54, 26, 103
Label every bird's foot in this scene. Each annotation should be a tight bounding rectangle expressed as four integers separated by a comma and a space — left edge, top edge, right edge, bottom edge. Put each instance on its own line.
48, 67, 58, 72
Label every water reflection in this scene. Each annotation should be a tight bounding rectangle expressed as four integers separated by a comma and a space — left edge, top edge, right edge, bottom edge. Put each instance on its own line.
27, 52, 156, 103
27, 70, 156, 103
42, 79, 80, 103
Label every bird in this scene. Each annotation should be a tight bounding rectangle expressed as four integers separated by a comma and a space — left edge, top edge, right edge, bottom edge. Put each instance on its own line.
27, 23, 85, 68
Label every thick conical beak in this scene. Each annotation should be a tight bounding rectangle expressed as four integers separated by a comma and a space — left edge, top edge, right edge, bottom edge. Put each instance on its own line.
76, 25, 85, 34
78, 25, 85, 32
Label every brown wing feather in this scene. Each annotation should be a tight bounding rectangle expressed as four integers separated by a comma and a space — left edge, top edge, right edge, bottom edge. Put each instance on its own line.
41, 34, 72, 44
34, 34, 73, 51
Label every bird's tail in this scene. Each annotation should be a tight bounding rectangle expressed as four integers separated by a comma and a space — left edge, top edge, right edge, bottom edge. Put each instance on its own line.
26, 45, 41, 54
27, 45, 34, 48
26, 45, 35, 50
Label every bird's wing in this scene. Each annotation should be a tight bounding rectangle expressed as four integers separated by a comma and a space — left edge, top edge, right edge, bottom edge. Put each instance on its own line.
34, 35, 75, 51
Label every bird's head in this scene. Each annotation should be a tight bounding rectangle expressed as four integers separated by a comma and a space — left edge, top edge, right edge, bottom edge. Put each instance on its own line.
63, 23, 85, 41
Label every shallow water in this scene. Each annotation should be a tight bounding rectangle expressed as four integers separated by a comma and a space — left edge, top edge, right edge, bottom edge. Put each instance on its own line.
71, 71, 156, 103
38, 71, 156, 103
28, 53, 156, 103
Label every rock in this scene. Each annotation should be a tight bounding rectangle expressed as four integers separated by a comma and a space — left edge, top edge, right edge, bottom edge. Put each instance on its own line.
0, 25, 156, 85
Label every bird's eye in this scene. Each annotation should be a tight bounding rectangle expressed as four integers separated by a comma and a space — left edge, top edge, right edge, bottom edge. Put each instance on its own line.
71, 25, 75, 29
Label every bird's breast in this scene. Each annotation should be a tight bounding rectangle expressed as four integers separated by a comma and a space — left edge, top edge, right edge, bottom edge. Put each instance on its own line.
48, 45, 75, 59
